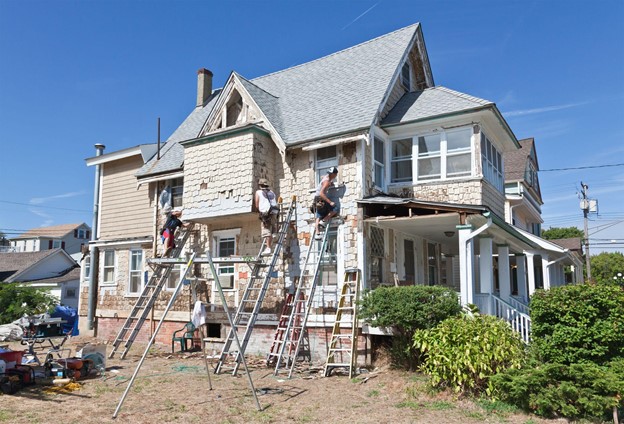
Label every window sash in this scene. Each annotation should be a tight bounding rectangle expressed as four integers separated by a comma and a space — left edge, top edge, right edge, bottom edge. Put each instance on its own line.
391, 138, 413, 183
103, 251, 115, 284
315, 146, 338, 184
171, 177, 183, 207
373, 137, 385, 188
129, 250, 143, 293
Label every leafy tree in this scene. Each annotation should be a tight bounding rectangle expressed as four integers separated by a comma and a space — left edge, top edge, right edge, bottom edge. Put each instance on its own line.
541, 226, 583, 240
359, 285, 461, 369
0, 283, 57, 324
530, 283, 624, 365
590, 251, 624, 285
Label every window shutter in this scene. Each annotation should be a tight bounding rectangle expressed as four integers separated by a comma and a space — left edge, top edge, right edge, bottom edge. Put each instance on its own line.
61, 241, 66, 250
48, 240, 53, 249
86, 231, 90, 239
74, 229, 78, 237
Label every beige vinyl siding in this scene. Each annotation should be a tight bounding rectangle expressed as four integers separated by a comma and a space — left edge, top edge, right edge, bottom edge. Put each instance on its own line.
99, 156, 153, 239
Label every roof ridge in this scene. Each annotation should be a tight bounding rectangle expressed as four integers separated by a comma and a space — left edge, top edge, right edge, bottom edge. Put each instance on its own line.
234, 72, 279, 99
434, 86, 493, 105
252, 22, 420, 83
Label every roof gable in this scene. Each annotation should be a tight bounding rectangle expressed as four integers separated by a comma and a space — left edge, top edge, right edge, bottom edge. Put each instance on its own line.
0, 248, 76, 282
12, 223, 89, 241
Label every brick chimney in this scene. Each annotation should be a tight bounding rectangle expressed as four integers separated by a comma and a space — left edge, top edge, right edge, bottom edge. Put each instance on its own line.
196, 68, 213, 107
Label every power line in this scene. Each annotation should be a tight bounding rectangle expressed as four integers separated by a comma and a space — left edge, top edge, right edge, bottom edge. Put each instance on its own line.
0, 200, 91, 213
541, 163, 624, 172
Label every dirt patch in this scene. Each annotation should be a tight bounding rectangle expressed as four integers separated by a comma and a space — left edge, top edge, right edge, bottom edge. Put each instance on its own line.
0, 336, 559, 423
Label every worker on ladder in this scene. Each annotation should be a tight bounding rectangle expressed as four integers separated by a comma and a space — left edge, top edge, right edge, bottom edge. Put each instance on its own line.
255, 178, 279, 256
161, 209, 190, 257
314, 166, 340, 239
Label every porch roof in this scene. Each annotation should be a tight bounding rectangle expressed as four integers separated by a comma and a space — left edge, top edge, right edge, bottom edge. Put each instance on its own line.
358, 196, 537, 252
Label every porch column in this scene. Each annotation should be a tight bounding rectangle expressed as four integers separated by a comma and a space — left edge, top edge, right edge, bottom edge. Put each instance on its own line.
526, 252, 536, 297
457, 224, 474, 306
498, 244, 511, 302
541, 253, 551, 290
479, 237, 493, 314
516, 254, 528, 302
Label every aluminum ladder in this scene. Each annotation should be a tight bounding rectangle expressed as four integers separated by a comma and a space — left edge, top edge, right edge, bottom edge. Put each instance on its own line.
214, 197, 297, 375
108, 223, 195, 359
272, 219, 332, 378
324, 268, 361, 378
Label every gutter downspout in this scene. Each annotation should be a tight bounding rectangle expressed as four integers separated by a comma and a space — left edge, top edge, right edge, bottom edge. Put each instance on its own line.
87, 143, 105, 331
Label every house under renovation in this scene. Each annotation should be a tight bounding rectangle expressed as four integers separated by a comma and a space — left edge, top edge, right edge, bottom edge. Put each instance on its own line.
78, 23, 583, 368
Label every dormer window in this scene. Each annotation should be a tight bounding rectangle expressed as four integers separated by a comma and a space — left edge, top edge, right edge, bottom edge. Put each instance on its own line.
401, 62, 411, 91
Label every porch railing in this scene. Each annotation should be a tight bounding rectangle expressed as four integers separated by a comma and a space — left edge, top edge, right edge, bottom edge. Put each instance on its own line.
492, 294, 531, 344
508, 296, 530, 315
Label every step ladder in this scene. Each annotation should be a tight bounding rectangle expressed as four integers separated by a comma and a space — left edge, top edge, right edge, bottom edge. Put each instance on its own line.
324, 268, 361, 378
214, 197, 297, 375
272, 219, 332, 378
108, 223, 195, 359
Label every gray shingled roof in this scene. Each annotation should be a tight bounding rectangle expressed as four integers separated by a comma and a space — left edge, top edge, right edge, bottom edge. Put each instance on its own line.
136, 90, 222, 178
381, 86, 492, 126
137, 23, 421, 178
0, 249, 57, 281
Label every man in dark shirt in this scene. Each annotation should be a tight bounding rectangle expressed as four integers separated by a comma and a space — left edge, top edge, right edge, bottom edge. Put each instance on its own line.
161, 210, 189, 257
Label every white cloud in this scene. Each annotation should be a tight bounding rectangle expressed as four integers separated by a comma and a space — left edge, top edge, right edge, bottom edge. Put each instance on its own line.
503, 101, 588, 117
29, 191, 85, 205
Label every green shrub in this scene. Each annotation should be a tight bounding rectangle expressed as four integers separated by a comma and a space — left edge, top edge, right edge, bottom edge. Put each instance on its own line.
0, 282, 57, 323
413, 314, 525, 395
359, 285, 461, 369
530, 282, 624, 365
491, 358, 624, 420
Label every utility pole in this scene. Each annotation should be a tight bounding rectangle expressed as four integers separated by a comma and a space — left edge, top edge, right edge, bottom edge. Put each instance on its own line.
580, 182, 591, 281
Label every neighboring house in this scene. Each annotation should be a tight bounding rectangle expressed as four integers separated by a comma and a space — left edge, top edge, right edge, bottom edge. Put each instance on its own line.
10, 223, 92, 255
80, 23, 580, 355
0, 249, 80, 309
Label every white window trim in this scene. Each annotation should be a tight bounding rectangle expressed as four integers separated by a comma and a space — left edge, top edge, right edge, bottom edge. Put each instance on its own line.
212, 228, 241, 292
314, 146, 339, 186
127, 249, 144, 295
373, 135, 387, 190
101, 250, 116, 286
388, 126, 476, 186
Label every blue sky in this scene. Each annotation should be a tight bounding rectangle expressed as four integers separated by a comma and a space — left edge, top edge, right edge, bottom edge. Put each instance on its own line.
1, 0, 623, 253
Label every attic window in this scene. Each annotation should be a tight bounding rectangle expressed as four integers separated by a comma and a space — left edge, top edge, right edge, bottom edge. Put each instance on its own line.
401, 63, 411, 91
226, 91, 244, 127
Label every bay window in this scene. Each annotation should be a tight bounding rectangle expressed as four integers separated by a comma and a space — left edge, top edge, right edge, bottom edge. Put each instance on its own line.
480, 133, 504, 192
390, 127, 474, 184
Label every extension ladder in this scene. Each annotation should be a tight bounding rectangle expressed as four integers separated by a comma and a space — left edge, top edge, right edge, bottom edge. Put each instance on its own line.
324, 268, 361, 378
108, 223, 195, 359
272, 219, 332, 378
266, 291, 304, 367
214, 197, 297, 375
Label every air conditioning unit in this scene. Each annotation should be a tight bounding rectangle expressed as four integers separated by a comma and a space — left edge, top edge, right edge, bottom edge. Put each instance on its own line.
217, 274, 234, 290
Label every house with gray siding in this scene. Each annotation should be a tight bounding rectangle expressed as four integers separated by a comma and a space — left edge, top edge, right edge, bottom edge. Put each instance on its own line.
80, 23, 581, 357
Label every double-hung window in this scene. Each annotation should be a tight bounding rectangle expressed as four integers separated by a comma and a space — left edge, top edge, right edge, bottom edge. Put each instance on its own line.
171, 177, 184, 207
103, 250, 115, 285
391, 138, 413, 183
128, 250, 143, 294
315, 146, 338, 184
167, 264, 182, 289
373, 137, 385, 188
390, 127, 473, 184
480, 133, 504, 192
213, 229, 239, 290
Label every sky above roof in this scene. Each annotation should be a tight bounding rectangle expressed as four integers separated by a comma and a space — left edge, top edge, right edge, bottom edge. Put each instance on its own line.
0, 0, 622, 253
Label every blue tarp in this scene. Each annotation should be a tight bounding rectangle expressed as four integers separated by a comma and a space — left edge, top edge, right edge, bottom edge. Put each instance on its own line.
50, 305, 79, 336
